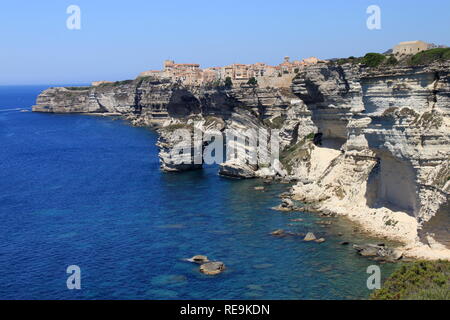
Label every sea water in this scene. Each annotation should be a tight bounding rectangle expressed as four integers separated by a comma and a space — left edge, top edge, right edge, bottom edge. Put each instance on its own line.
0, 85, 398, 299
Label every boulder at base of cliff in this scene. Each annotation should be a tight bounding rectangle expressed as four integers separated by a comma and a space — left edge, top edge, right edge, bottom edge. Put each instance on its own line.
272, 198, 301, 212
219, 160, 256, 179
200, 262, 225, 275
353, 244, 404, 262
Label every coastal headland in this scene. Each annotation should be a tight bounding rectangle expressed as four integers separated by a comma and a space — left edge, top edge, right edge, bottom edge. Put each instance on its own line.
32, 53, 450, 261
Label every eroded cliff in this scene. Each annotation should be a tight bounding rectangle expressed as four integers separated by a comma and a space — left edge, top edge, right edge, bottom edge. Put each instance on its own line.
32, 62, 450, 259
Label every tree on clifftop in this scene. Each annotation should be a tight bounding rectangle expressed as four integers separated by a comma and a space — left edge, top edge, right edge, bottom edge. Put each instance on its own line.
247, 77, 258, 86
224, 77, 233, 88
362, 53, 386, 68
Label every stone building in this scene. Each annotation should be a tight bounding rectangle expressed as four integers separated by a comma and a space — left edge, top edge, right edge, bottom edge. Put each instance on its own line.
164, 60, 201, 84
202, 67, 221, 83
393, 41, 429, 55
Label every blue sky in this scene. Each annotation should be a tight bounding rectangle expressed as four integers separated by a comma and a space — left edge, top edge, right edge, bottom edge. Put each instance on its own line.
1, 0, 449, 85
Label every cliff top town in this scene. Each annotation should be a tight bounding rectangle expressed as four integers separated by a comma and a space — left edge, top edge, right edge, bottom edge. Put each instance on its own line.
91, 40, 448, 88
93, 56, 323, 88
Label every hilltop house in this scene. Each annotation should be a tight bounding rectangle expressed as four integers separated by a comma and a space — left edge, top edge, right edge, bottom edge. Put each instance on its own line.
393, 41, 429, 55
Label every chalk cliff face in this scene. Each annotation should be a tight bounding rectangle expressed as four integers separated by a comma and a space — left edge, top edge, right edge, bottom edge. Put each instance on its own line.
290, 63, 450, 259
33, 62, 450, 259
34, 80, 308, 177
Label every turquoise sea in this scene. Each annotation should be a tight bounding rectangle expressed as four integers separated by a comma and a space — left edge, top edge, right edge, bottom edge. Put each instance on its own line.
0, 85, 398, 299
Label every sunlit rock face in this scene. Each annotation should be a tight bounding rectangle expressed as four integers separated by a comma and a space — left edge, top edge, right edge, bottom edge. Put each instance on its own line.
290, 62, 449, 256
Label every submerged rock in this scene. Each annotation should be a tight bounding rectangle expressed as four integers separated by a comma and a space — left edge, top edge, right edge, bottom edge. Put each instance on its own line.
200, 262, 225, 275
316, 220, 332, 226
270, 229, 285, 236
253, 263, 274, 269
246, 284, 264, 291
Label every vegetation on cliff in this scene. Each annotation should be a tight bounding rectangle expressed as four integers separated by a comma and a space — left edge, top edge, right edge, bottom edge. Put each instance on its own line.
97, 79, 134, 87
329, 48, 450, 69
361, 53, 386, 68
279, 134, 315, 174
331, 53, 390, 68
64, 86, 91, 91
247, 77, 258, 86
224, 77, 233, 88
371, 260, 450, 300
263, 115, 286, 129
409, 48, 450, 66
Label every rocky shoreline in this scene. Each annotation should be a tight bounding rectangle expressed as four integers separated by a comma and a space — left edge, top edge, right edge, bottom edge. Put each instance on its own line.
32, 61, 450, 261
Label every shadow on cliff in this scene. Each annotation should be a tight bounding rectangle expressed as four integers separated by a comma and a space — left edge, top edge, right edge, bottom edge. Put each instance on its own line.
365, 150, 418, 218
419, 202, 450, 249
166, 89, 201, 118
166, 88, 238, 120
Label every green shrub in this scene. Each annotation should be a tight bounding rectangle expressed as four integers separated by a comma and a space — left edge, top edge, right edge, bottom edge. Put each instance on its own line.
362, 53, 386, 68
371, 260, 450, 300
331, 56, 363, 65
409, 48, 450, 65
247, 77, 258, 86
113, 80, 134, 86
98, 80, 134, 87
224, 77, 233, 88
305, 132, 315, 140
386, 55, 398, 65
65, 86, 90, 91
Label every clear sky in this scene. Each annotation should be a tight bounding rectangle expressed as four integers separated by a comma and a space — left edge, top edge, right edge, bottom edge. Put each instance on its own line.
1, 0, 449, 85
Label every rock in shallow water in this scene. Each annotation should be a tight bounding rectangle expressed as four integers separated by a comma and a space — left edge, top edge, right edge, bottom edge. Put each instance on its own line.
270, 229, 285, 236
218, 161, 256, 179
304, 232, 317, 241
200, 262, 225, 275
353, 244, 404, 262
272, 198, 302, 212
186, 255, 209, 264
